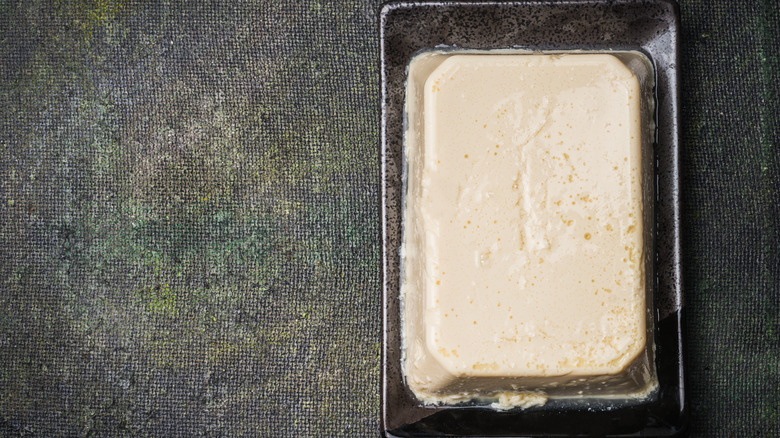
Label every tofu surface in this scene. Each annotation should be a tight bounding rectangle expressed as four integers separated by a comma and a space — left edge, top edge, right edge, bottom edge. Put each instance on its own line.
402, 53, 647, 405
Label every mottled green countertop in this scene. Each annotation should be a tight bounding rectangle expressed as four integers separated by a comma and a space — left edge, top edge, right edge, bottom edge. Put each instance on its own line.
0, 1, 777, 436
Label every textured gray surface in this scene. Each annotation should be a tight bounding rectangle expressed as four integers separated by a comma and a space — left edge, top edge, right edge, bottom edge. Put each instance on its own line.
680, 0, 780, 435
0, 0, 777, 436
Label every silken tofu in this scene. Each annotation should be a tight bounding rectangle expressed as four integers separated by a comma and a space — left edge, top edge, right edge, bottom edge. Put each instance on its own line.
401, 53, 656, 407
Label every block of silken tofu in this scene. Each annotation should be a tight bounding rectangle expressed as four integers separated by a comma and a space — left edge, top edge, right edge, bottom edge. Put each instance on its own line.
401, 53, 657, 408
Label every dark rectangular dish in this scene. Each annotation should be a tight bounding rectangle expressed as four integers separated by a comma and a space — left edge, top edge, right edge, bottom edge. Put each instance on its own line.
380, 1, 685, 437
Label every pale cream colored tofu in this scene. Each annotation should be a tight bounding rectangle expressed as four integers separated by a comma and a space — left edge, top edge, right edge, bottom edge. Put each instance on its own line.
402, 53, 651, 406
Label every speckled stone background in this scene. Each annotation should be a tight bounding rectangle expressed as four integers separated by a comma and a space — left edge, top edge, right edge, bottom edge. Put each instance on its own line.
0, 1, 777, 437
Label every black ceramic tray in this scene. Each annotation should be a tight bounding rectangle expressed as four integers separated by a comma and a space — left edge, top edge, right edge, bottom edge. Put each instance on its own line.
380, 1, 685, 437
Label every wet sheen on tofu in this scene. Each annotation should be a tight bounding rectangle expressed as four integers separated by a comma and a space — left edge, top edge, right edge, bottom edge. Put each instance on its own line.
401, 53, 649, 407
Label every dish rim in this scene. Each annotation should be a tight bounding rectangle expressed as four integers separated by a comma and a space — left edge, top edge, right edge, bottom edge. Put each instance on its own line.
380, 1, 685, 436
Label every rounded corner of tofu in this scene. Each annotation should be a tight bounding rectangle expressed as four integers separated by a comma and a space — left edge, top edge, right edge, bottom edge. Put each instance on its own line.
598, 53, 637, 73
404, 351, 460, 403
422, 58, 458, 96
603, 334, 648, 376
624, 332, 649, 368
424, 336, 461, 377
430, 54, 462, 74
